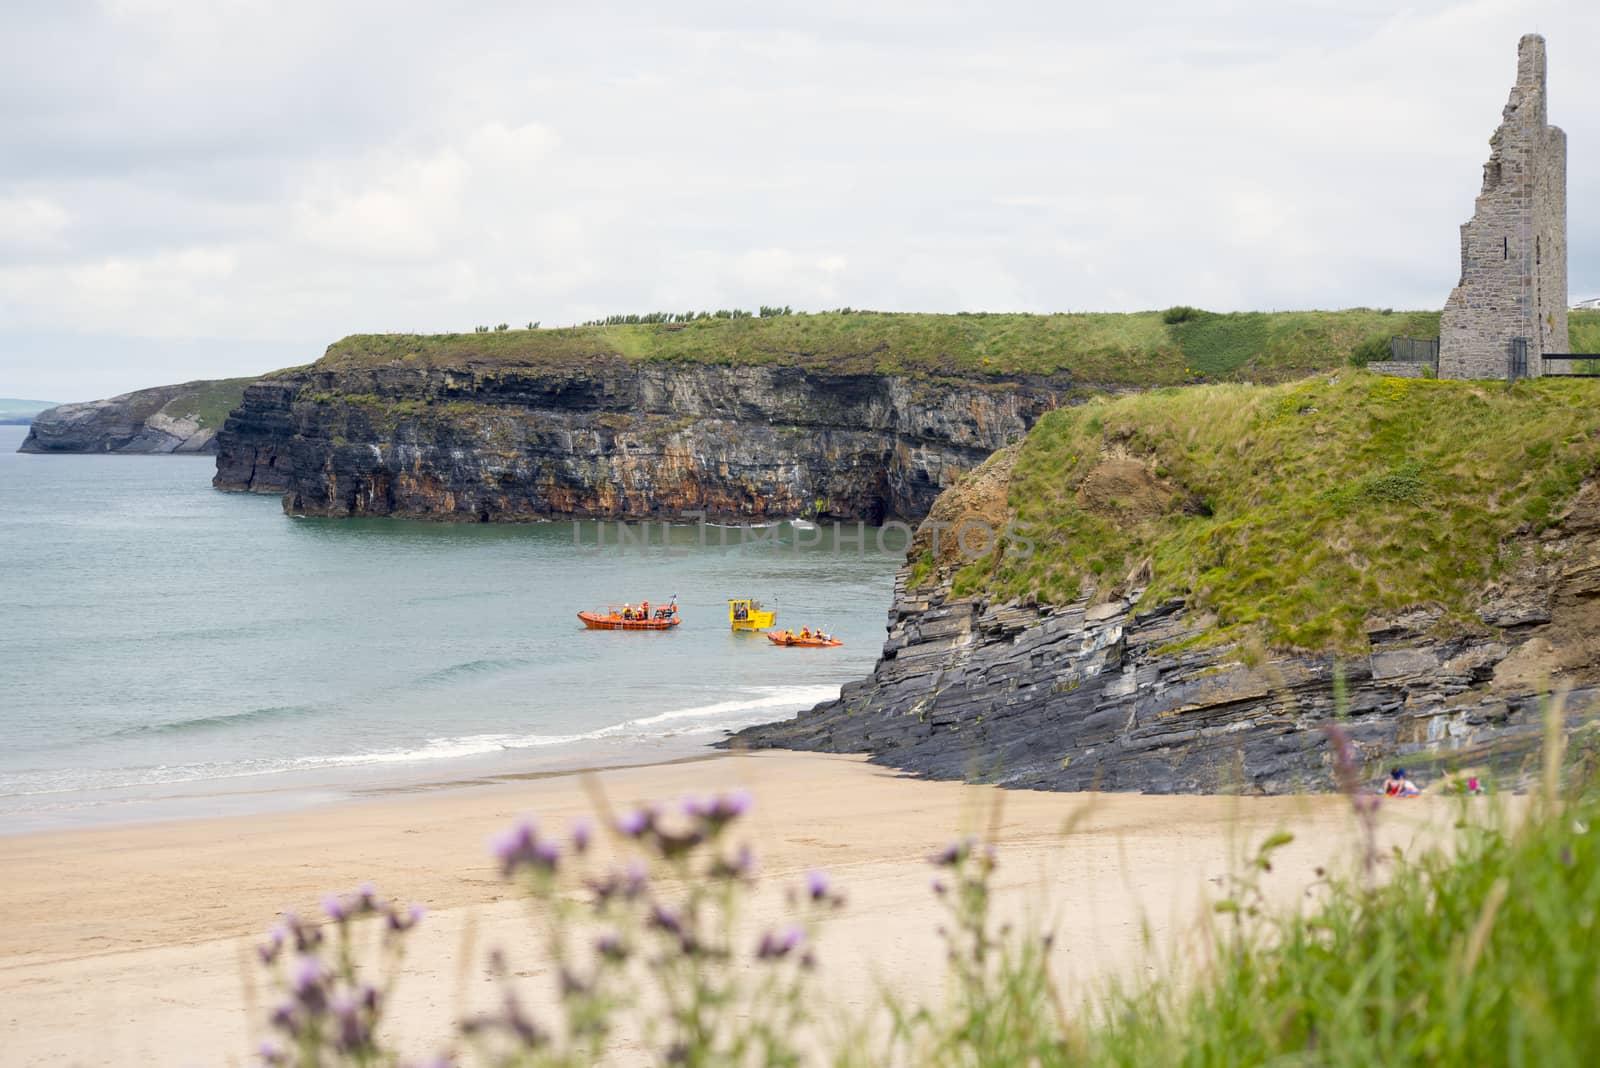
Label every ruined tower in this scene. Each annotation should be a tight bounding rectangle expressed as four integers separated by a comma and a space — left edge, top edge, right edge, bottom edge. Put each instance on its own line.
1439, 34, 1567, 379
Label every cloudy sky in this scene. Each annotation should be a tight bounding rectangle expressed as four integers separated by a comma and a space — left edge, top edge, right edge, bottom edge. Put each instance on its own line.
1, 0, 1594, 401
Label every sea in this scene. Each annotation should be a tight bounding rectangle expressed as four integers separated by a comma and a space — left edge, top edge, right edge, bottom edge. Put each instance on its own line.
0, 425, 907, 833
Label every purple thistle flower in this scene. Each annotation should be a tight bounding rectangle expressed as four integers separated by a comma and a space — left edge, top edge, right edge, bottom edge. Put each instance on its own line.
533, 838, 562, 870
356, 882, 378, 910
707, 789, 752, 824
570, 817, 593, 853
931, 878, 948, 896
755, 924, 805, 961
710, 841, 758, 881
596, 931, 627, 961
615, 807, 654, 838
649, 904, 683, 935
292, 955, 327, 1001
681, 794, 711, 820
330, 990, 368, 1051
622, 859, 649, 897
268, 1001, 298, 1033
257, 924, 285, 965
931, 837, 973, 867
386, 902, 426, 933
322, 893, 348, 923
291, 952, 328, 1016
805, 869, 830, 902
258, 1039, 287, 1065
279, 911, 320, 952
491, 821, 537, 874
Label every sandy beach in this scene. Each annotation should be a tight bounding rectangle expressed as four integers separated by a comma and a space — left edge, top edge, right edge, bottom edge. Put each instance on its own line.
0, 750, 1463, 1067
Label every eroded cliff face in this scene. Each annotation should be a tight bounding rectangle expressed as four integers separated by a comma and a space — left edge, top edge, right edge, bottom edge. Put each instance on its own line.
213, 361, 1068, 521
730, 471, 1600, 794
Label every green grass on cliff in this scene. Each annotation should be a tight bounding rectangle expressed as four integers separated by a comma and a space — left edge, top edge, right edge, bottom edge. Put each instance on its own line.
311, 309, 1444, 387
1571, 308, 1600, 353
157, 377, 254, 430
963, 372, 1600, 651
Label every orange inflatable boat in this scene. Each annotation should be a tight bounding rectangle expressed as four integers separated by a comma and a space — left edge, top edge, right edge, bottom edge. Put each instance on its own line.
767, 630, 841, 648
579, 602, 681, 630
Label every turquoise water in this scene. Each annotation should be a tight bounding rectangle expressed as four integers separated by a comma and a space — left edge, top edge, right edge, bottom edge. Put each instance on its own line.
0, 425, 905, 831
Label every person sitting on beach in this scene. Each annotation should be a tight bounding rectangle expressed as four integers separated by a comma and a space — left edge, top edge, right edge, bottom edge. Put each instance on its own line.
1384, 768, 1420, 798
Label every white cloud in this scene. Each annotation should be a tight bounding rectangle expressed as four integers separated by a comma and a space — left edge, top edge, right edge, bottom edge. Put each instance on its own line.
0, 0, 1595, 398
0, 196, 72, 249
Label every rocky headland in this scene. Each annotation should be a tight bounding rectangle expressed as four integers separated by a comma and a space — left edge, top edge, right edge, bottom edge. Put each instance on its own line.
19, 379, 253, 455
215, 361, 1066, 521
211, 310, 1412, 520
732, 374, 1600, 792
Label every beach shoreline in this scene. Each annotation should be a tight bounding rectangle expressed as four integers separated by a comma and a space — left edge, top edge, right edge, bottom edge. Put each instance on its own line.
0, 748, 1469, 1067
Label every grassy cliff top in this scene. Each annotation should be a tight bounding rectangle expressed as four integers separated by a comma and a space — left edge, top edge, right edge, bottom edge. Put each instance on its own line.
951, 371, 1600, 652
155, 378, 255, 430
307, 308, 1450, 386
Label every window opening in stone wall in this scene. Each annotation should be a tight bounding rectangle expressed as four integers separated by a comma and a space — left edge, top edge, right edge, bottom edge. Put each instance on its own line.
1503, 237, 1509, 260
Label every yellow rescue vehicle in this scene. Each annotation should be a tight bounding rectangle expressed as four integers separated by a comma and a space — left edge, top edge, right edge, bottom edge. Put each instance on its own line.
727, 598, 776, 632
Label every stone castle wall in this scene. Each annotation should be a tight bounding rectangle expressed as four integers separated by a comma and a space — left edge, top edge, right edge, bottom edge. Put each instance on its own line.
1439, 35, 1568, 379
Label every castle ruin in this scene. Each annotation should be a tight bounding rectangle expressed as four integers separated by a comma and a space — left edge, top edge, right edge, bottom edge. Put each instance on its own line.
1437, 34, 1567, 379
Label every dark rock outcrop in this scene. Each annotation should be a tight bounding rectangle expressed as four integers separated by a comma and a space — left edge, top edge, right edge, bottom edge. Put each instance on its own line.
213, 362, 1071, 521
19, 380, 249, 455
729, 482, 1600, 794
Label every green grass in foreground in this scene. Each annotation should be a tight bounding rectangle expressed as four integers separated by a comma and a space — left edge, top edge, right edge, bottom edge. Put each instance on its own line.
1073, 726, 1600, 1068
965, 373, 1600, 651
157, 377, 254, 429
309, 309, 1441, 387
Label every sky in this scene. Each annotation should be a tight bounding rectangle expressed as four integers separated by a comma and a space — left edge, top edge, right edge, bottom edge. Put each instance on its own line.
0, 0, 1595, 402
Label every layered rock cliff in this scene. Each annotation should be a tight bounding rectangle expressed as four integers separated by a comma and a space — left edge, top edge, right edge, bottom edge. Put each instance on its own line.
213, 361, 1069, 522
730, 564, 1599, 793
731, 375, 1600, 793
19, 379, 252, 455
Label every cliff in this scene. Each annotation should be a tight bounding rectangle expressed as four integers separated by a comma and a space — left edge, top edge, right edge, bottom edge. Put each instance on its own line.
214, 361, 1066, 521
731, 374, 1600, 792
19, 379, 253, 455
212, 310, 1422, 521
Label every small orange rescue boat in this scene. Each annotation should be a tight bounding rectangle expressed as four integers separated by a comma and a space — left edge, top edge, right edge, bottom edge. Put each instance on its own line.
579, 598, 680, 630
768, 629, 841, 648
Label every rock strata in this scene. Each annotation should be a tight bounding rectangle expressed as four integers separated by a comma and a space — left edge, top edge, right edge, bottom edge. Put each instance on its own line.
730, 486, 1600, 794
214, 361, 1070, 521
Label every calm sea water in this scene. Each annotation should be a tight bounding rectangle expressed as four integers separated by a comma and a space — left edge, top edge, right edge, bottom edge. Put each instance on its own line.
0, 425, 905, 831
